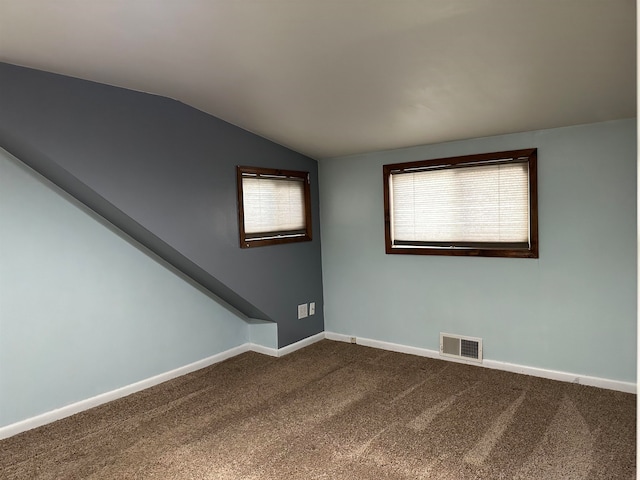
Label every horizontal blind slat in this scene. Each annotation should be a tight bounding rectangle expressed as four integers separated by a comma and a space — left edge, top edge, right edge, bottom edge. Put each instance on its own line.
242, 177, 306, 234
391, 163, 529, 243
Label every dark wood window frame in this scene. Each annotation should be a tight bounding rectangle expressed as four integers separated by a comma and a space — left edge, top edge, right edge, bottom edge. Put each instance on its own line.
383, 149, 538, 258
237, 166, 312, 248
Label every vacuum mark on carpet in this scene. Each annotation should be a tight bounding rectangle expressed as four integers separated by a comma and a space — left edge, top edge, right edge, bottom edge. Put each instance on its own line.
407, 382, 479, 431
390, 377, 433, 404
513, 394, 594, 479
463, 390, 526, 466
348, 424, 394, 459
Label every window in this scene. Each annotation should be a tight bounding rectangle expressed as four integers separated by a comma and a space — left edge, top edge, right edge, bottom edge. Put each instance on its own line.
383, 149, 538, 258
237, 166, 312, 248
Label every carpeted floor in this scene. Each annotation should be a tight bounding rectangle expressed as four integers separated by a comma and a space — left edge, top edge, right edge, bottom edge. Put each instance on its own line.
0, 340, 635, 479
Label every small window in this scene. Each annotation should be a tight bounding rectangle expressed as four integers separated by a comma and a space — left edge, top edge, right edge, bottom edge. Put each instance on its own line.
383, 149, 538, 258
237, 166, 312, 248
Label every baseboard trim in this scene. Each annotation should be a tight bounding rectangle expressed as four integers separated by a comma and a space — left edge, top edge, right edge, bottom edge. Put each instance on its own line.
325, 332, 636, 394
481, 359, 636, 394
249, 343, 279, 357
278, 332, 325, 356
0, 332, 328, 440
249, 332, 325, 357
3, 331, 633, 440
0, 343, 251, 440
324, 332, 353, 343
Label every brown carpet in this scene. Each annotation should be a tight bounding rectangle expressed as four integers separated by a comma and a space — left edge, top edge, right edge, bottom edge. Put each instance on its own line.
0, 340, 635, 479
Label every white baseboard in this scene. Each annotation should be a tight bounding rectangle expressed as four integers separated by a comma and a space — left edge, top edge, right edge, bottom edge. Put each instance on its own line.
0, 332, 328, 440
0, 343, 251, 440
277, 332, 325, 356
249, 343, 279, 357
2, 331, 633, 440
324, 332, 353, 343
325, 332, 636, 394
481, 359, 636, 394
249, 332, 325, 357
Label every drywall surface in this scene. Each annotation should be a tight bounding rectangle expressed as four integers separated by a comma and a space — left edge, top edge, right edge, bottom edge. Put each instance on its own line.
0, 148, 249, 427
248, 319, 279, 350
0, 62, 324, 347
320, 119, 636, 382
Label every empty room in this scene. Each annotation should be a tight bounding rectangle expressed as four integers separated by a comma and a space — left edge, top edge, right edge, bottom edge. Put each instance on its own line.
0, 1, 636, 479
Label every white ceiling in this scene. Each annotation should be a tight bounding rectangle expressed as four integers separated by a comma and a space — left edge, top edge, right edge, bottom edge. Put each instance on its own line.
0, 1, 635, 159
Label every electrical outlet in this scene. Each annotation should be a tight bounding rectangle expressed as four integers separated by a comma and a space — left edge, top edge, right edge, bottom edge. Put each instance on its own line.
297, 303, 308, 319
309, 302, 315, 315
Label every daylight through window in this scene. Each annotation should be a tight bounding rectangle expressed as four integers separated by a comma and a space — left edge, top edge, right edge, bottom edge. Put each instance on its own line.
237, 166, 312, 248
383, 149, 538, 258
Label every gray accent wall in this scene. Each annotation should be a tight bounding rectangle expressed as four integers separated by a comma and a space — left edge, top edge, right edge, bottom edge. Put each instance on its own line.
0, 62, 324, 347
320, 119, 636, 383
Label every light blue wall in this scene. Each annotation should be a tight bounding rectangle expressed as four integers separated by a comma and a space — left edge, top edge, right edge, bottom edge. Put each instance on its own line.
319, 119, 636, 383
0, 148, 248, 427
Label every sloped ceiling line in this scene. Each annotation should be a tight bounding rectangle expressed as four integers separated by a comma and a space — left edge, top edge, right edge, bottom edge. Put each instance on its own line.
0, 0, 635, 158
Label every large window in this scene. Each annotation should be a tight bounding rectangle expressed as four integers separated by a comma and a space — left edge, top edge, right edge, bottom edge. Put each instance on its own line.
383, 149, 538, 258
237, 166, 312, 248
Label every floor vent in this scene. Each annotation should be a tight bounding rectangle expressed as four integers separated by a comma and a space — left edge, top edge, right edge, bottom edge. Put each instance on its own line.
440, 333, 483, 363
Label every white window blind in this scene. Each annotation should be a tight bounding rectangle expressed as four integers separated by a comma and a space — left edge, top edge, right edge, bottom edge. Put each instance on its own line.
242, 176, 306, 235
390, 162, 529, 245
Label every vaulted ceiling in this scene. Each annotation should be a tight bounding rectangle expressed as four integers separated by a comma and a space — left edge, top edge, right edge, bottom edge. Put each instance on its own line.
0, 1, 635, 159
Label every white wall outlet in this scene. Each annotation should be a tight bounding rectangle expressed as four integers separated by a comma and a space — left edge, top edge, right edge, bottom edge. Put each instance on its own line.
309, 302, 316, 315
297, 303, 308, 319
